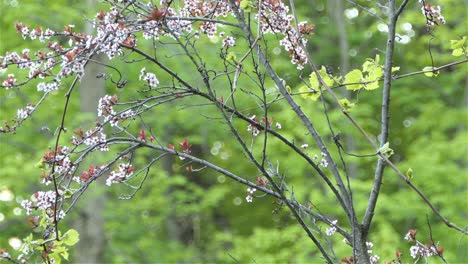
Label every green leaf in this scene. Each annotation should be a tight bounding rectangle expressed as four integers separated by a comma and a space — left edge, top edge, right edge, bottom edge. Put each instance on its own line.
450, 37, 466, 50
406, 168, 413, 180
391, 66, 400, 73
339, 98, 355, 113
62, 229, 80, 246
362, 60, 374, 73
364, 80, 379, 90
308, 72, 319, 90
63, 189, 73, 199
298, 86, 321, 101
343, 69, 363, 91
378, 142, 394, 158
318, 66, 334, 87
225, 52, 237, 64
364, 66, 383, 90
452, 48, 464, 57
374, 54, 380, 64
240, 0, 253, 12
422, 66, 439, 77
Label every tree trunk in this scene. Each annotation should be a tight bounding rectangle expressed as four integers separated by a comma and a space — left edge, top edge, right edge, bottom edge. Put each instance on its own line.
73, 1, 106, 261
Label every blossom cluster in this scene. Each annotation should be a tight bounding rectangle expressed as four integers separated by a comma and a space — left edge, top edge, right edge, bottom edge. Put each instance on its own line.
106, 163, 135, 186
181, 0, 231, 38
312, 152, 329, 168
222, 35, 236, 48
247, 115, 280, 136
71, 127, 109, 151
139, 67, 159, 88
40, 146, 75, 184
325, 219, 338, 236
256, 0, 314, 69
404, 229, 444, 259
340, 241, 380, 264
20, 191, 65, 221
245, 187, 256, 202
16, 104, 35, 120
419, 0, 446, 26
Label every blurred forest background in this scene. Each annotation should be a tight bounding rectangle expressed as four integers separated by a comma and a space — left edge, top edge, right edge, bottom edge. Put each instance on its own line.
0, 0, 466, 263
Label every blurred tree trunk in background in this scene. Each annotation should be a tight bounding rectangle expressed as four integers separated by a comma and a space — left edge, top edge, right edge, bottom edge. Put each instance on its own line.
73, 0, 106, 262
329, 0, 357, 178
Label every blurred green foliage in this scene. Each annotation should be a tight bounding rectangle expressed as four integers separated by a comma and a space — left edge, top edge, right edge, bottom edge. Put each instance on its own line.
0, 0, 466, 263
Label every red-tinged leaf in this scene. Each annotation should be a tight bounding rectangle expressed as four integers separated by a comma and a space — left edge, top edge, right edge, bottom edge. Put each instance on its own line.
257, 176, 266, 187
147, 6, 166, 21
168, 144, 174, 150
179, 138, 192, 154
138, 130, 146, 142
97, 10, 106, 20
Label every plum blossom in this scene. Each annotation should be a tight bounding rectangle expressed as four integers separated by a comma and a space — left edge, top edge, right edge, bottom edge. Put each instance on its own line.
246, 187, 256, 203
420, 1, 446, 25
37, 81, 59, 93
222, 36, 236, 48
325, 220, 338, 236
106, 163, 135, 186
247, 115, 260, 136
139, 67, 159, 88
2, 74, 17, 88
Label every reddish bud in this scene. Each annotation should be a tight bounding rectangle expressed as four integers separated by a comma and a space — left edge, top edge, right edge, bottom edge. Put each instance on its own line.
396, 250, 402, 260
64, 25, 74, 34
122, 36, 135, 47
407, 229, 417, 241
73, 128, 84, 138
26, 216, 40, 228
64, 50, 76, 62
138, 130, 146, 142
15, 22, 23, 33
110, 95, 118, 105
179, 138, 192, 154
97, 10, 106, 20
257, 176, 266, 187
147, 6, 166, 21
168, 144, 174, 150
436, 246, 444, 256
299, 23, 315, 35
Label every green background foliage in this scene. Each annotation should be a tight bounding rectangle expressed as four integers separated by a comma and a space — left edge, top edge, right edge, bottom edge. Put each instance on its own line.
0, 0, 466, 263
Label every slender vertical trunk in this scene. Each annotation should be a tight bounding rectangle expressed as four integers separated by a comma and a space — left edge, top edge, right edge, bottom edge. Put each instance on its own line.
329, 0, 358, 178
73, 1, 106, 262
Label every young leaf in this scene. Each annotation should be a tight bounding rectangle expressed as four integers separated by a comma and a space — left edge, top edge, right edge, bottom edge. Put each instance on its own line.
378, 142, 394, 158
450, 37, 466, 56
364, 66, 383, 90
406, 168, 413, 180
62, 229, 80, 246
344, 69, 363, 91
318, 66, 334, 87
339, 98, 355, 113
240, 0, 253, 12
450, 36, 466, 50
309, 73, 319, 90
422, 66, 439, 77
299, 86, 321, 101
